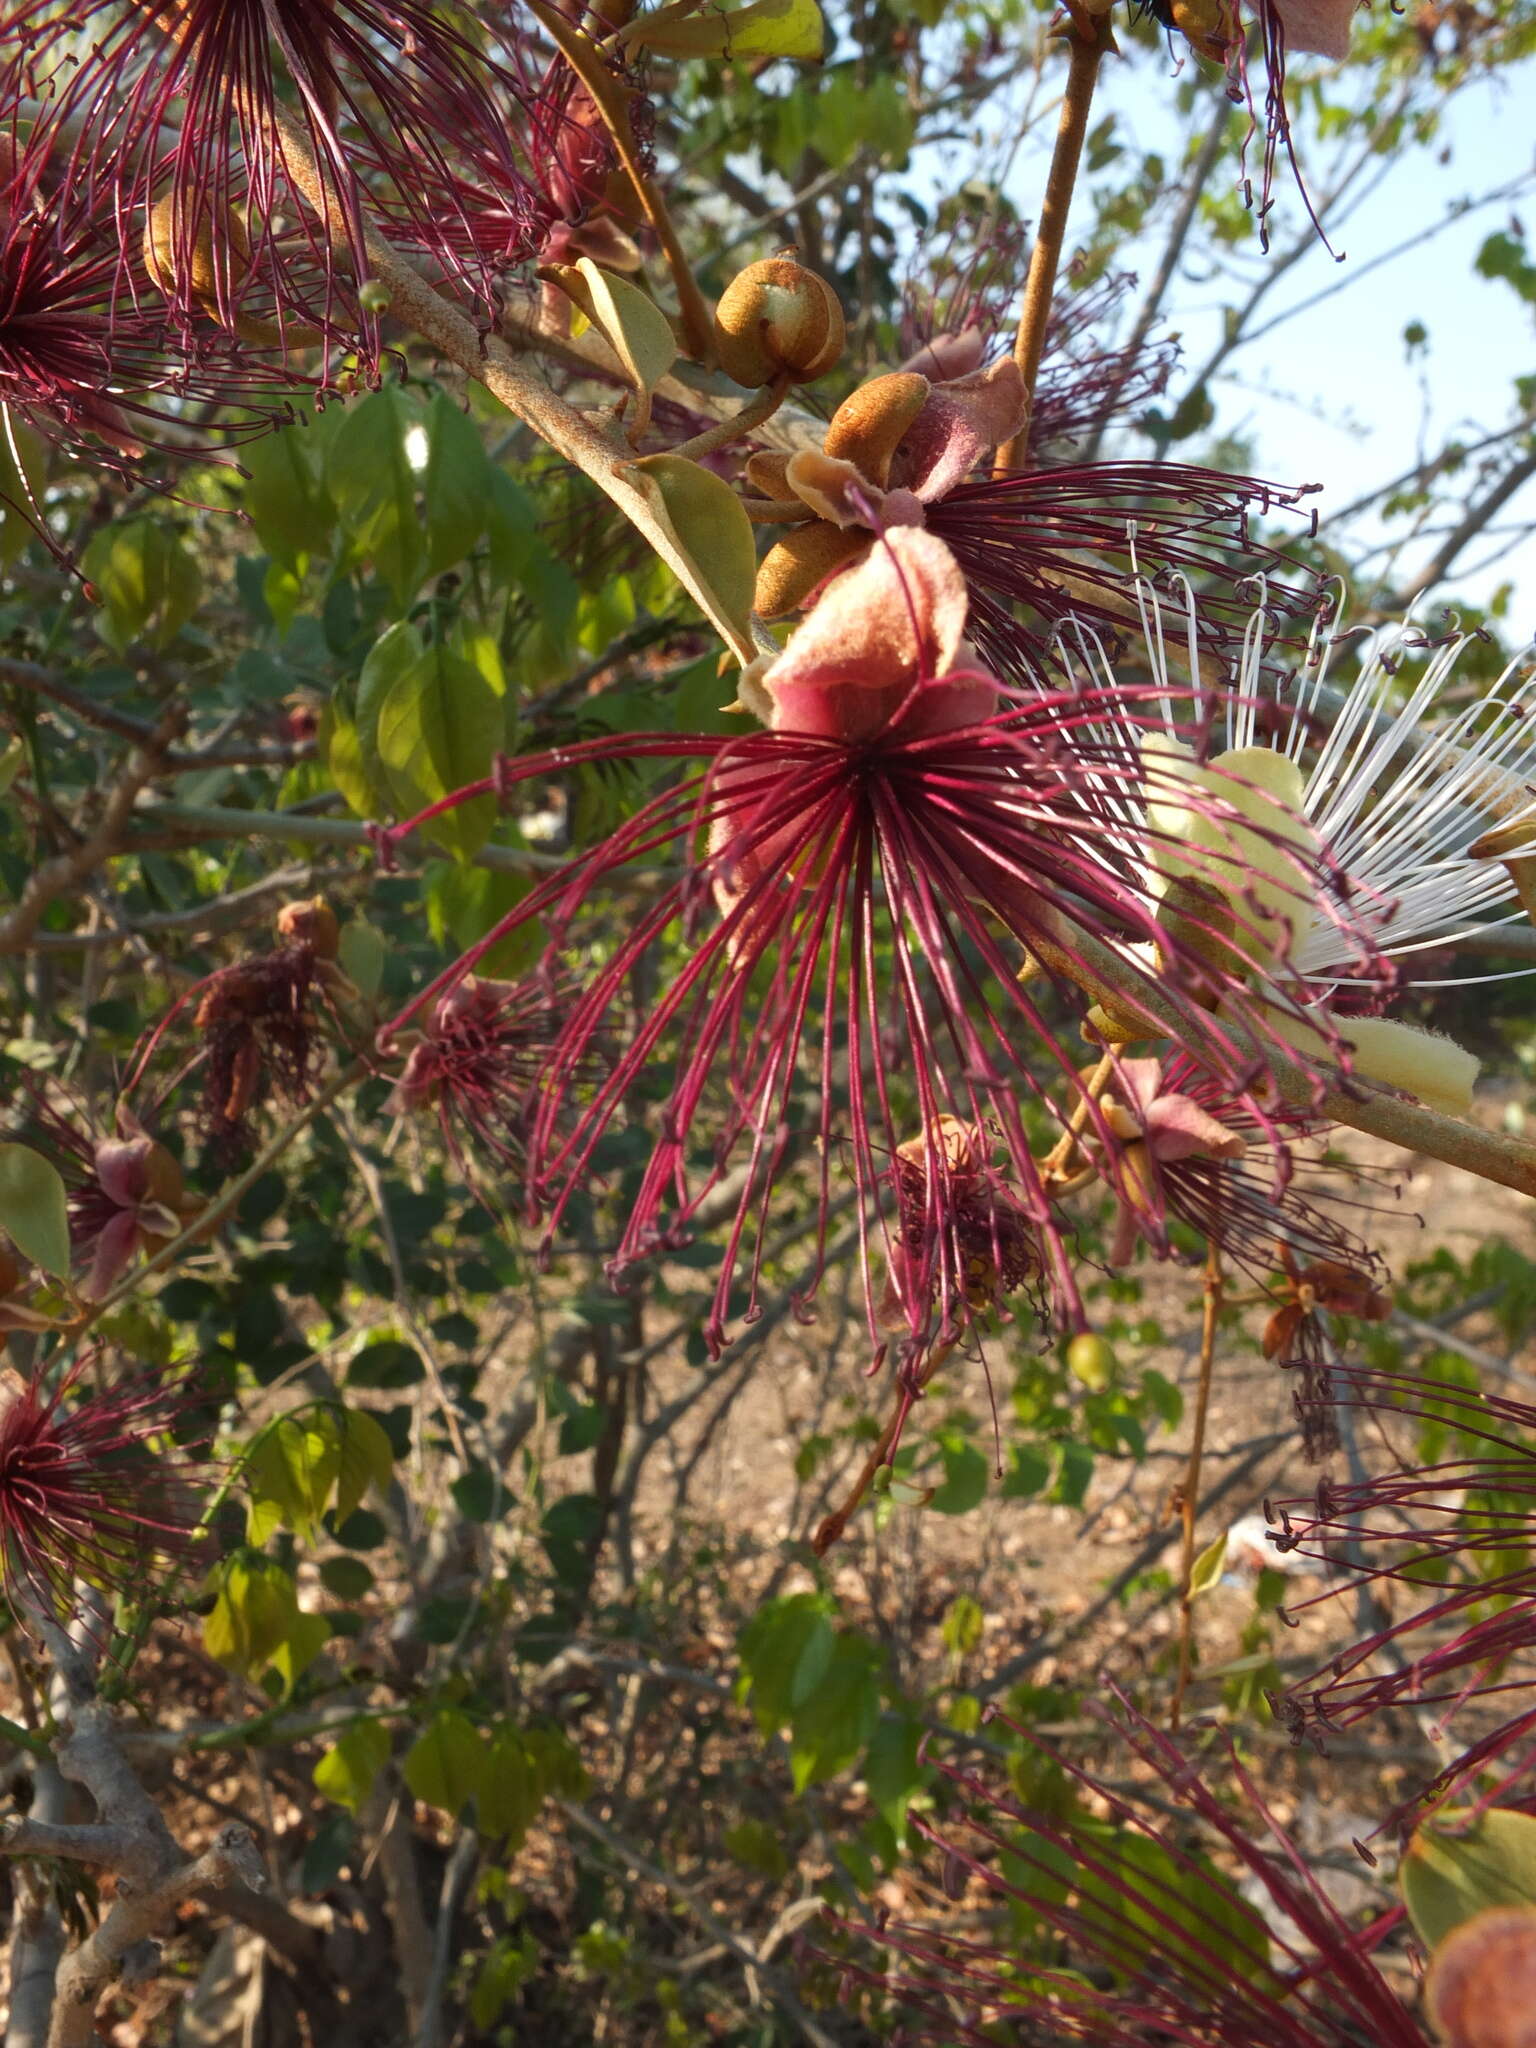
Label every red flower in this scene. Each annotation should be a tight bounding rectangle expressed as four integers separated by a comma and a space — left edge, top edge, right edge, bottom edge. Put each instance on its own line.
0, 1363, 206, 1620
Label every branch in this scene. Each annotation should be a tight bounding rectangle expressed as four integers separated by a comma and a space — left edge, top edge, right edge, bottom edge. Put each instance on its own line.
269, 108, 754, 663
0, 658, 309, 772
1391, 443, 1536, 605
0, 712, 185, 956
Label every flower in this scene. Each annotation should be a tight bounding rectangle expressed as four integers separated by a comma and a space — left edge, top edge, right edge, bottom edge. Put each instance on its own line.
388, 970, 582, 1187
1151, 0, 1361, 250
1063, 593, 1536, 1121
746, 360, 1318, 684
1269, 1359, 1536, 1755
18, 1099, 197, 1300
829, 1695, 1433, 2048
5, 0, 612, 361
0, 1361, 206, 1620
379, 530, 1312, 1381
0, 122, 293, 542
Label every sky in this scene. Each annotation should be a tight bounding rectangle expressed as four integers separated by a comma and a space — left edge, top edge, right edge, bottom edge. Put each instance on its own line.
1047, 56, 1536, 634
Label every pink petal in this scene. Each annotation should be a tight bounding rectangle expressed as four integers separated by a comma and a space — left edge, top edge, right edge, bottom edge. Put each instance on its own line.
898, 359, 1029, 503
898, 326, 987, 382
1145, 1095, 1247, 1163
94, 1137, 148, 1209
763, 529, 982, 743
82, 1209, 142, 1301
1269, 0, 1356, 60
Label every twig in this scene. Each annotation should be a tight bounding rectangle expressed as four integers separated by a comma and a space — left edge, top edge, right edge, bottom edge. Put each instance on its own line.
556, 1801, 842, 2048
0, 712, 185, 957
1172, 1242, 1222, 1731
0, 657, 308, 772
994, 23, 1111, 472
415, 1829, 479, 2048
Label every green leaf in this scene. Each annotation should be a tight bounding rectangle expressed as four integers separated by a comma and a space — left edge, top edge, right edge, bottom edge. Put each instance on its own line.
403, 1708, 490, 1818
1188, 1530, 1228, 1600
319, 1554, 375, 1601
621, 454, 758, 664
0, 1143, 71, 1279
314, 1719, 391, 1814
376, 642, 505, 858
739, 1594, 837, 1733
202, 1555, 301, 1679
423, 860, 539, 978
346, 620, 425, 820
788, 1635, 883, 1792
335, 1406, 395, 1523
270, 1610, 332, 1694
625, 0, 824, 59
244, 1411, 341, 1547
1074, 1828, 1272, 1987
0, 409, 48, 568
82, 519, 202, 652
422, 392, 492, 575
863, 1710, 925, 1839
241, 423, 335, 569
940, 1593, 985, 1659
723, 1817, 790, 1880
544, 260, 676, 441
326, 387, 427, 604
931, 1439, 988, 1516
338, 918, 386, 999
1402, 1810, 1536, 1951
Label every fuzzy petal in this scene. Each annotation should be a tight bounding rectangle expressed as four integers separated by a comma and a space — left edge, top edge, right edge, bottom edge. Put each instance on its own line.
899, 326, 987, 382
1338, 1016, 1480, 1118
1144, 1093, 1248, 1163
1270, 0, 1357, 61
898, 359, 1029, 503
762, 529, 989, 742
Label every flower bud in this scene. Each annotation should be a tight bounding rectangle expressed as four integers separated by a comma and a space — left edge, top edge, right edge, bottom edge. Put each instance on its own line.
1426, 1905, 1536, 2048
713, 258, 845, 390
1066, 1332, 1118, 1392
143, 195, 250, 311
276, 897, 341, 961
822, 371, 929, 488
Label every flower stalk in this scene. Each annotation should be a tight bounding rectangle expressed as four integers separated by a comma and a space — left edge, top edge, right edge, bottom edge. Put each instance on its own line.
1173, 1241, 1223, 1729
994, 21, 1113, 472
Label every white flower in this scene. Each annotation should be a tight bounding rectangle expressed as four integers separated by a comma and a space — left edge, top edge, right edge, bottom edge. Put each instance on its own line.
1055, 582, 1536, 1118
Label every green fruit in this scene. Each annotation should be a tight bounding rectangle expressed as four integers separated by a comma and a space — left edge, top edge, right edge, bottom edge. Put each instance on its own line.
1067, 1333, 1118, 1392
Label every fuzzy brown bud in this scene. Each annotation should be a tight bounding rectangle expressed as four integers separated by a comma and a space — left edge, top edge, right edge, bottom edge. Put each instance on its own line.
713, 259, 845, 390
276, 897, 340, 960
1426, 1906, 1536, 2048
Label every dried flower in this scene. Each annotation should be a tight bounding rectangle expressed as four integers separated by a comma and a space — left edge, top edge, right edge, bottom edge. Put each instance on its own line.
194, 944, 323, 1159
878, 1116, 1042, 1340
0, 1362, 205, 1619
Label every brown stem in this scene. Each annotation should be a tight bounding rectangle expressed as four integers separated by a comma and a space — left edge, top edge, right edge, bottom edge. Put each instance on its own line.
994, 24, 1111, 473
1172, 1241, 1222, 1731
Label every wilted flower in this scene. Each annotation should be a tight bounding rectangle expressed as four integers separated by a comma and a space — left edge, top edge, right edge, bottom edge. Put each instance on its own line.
830, 1695, 1432, 2047
389, 970, 582, 1186
0, 1361, 206, 1620
1270, 1360, 1536, 1751
379, 530, 1318, 1383
878, 1116, 1042, 1340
